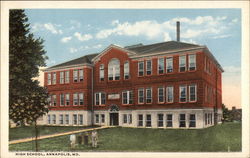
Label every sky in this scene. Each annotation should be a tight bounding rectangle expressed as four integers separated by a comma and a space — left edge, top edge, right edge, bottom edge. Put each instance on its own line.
25, 9, 241, 109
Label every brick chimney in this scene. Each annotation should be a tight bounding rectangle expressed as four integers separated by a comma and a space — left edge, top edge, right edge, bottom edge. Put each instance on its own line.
176, 21, 180, 42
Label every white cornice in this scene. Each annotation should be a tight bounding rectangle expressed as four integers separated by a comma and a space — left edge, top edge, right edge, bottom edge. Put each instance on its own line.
91, 44, 137, 63
43, 63, 93, 72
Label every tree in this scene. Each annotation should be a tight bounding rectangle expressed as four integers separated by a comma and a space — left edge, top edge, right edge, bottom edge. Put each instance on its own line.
222, 104, 231, 122
9, 9, 49, 151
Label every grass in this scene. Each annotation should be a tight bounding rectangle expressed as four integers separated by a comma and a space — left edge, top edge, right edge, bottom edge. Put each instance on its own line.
9, 122, 241, 152
9, 125, 98, 141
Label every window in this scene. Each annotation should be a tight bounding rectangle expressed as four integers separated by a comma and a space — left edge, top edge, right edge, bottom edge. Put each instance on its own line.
158, 87, 164, 103
79, 93, 84, 105
146, 114, 151, 127
99, 64, 104, 81
95, 114, 99, 123
65, 94, 70, 106
179, 55, 186, 72
47, 73, 51, 85
65, 114, 69, 124
189, 54, 196, 71
122, 91, 133, 105
158, 58, 164, 74
48, 95, 52, 106
189, 114, 196, 127
73, 70, 78, 82
179, 114, 186, 127
123, 114, 128, 123
189, 84, 197, 102
59, 114, 63, 124
166, 114, 173, 127
52, 95, 57, 106
166, 57, 173, 73
146, 60, 152, 75
124, 61, 129, 79
52, 114, 56, 124
73, 114, 77, 125
138, 61, 144, 76
146, 88, 152, 103
60, 94, 64, 106
179, 85, 187, 102
73, 93, 78, 105
101, 114, 105, 123
47, 115, 51, 124
65, 71, 70, 83
60, 71, 64, 84
95, 92, 106, 105
205, 113, 208, 125
79, 114, 83, 125
108, 58, 120, 80
166, 86, 174, 103
158, 114, 164, 127
79, 69, 84, 82
128, 114, 132, 124
138, 88, 144, 104
138, 114, 143, 127
52, 72, 56, 84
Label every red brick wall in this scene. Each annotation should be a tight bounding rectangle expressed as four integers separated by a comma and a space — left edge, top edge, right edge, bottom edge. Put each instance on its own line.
45, 47, 222, 111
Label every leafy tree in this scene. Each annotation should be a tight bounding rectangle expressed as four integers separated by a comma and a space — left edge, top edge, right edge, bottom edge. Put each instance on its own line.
222, 103, 231, 122
9, 9, 49, 151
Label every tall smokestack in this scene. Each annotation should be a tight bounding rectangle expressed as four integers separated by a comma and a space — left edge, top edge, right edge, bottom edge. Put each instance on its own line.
176, 21, 180, 42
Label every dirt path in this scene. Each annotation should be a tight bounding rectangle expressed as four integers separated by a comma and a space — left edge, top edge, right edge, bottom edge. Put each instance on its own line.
9, 126, 112, 145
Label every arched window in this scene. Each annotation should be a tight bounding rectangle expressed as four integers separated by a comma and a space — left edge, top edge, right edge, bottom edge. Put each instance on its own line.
108, 58, 120, 80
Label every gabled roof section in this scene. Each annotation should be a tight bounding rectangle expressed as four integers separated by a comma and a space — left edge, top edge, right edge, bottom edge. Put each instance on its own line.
45, 53, 99, 71
126, 41, 201, 55
91, 44, 137, 63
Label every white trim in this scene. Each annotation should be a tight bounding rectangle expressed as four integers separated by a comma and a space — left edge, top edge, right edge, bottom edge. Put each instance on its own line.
166, 86, 174, 103
44, 63, 93, 72
179, 55, 186, 72
138, 61, 144, 76
146, 59, 152, 75
146, 87, 152, 103
188, 54, 196, 71
138, 88, 144, 104
157, 57, 165, 74
158, 87, 165, 103
189, 84, 197, 102
179, 85, 187, 102
166, 57, 173, 73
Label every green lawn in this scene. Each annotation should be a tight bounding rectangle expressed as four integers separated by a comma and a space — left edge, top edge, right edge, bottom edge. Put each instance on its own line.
9, 122, 241, 152
9, 125, 98, 141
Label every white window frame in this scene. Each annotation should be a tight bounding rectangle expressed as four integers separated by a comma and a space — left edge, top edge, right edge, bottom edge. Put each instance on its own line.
123, 114, 128, 123
65, 71, 70, 83
79, 69, 84, 82
188, 54, 196, 71
59, 114, 64, 124
138, 88, 144, 104
73, 114, 78, 125
101, 114, 105, 123
47, 115, 51, 124
79, 93, 84, 105
179, 55, 186, 72
179, 85, 187, 102
108, 58, 120, 81
146, 88, 152, 103
60, 93, 64, 106
166, 114, 173, 127
122, 91, 133, 105
52, 94, 57, 106
95, 114, 99, 123
189, 114, 196, 127
73, 70, 78, 82
146, 60, 152, 75
124, 61, 129, 79
166, 86, 174, 103
65, 93, 70, 106
78, 114, 83, 125
47, 73, 51, 85
73, 93, 78, 105
138, 114, 143, 127
99, 64, 104, 81
138, 61, 144, 76
157, 114, 164, 127
166, 57, 173, 73
52, 72, 56, 84
95, 92, 106, 105
158, 58, 165, 74
179, 114, 186, 127
146, 114, 152, 127
60, 71, 64, 84
189, 84, 197, 102
128, 114, 132, 124
65, 114, 69, 124
158, 87, 165, 103
52, 114, 56, 124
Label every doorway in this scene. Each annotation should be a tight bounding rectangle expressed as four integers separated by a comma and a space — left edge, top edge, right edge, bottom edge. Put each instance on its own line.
110, 113, 119, 126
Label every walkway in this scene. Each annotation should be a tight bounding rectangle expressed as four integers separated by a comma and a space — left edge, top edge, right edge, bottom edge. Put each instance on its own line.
9, 126, 113, 145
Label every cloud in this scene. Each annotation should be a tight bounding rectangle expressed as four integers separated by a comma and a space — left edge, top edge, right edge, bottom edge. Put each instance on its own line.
31, 23, 63, 34
211, 34, 232, 39
96, 15, 229, 40
232, 18, 238, 23
44, 23, 63, 34
74, 32, 93, 41
69, 20, 81, 30
61, 36, 72, 43
69, 48, 78, 54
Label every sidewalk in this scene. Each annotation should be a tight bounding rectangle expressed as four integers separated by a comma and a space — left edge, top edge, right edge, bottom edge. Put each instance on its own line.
9, 126, 113, 145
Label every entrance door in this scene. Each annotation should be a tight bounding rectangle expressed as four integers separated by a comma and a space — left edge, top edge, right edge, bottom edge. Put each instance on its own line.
110, 113, 119, 126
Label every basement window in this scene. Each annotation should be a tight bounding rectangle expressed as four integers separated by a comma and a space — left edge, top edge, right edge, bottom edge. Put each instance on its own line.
189, 114, 196, 127
179, 114, 186, 127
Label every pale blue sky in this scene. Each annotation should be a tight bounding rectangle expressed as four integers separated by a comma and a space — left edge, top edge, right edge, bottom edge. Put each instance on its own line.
25, 9, 241, 108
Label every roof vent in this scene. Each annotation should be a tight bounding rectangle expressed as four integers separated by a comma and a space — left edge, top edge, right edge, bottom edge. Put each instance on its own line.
176, 21, 180, 42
